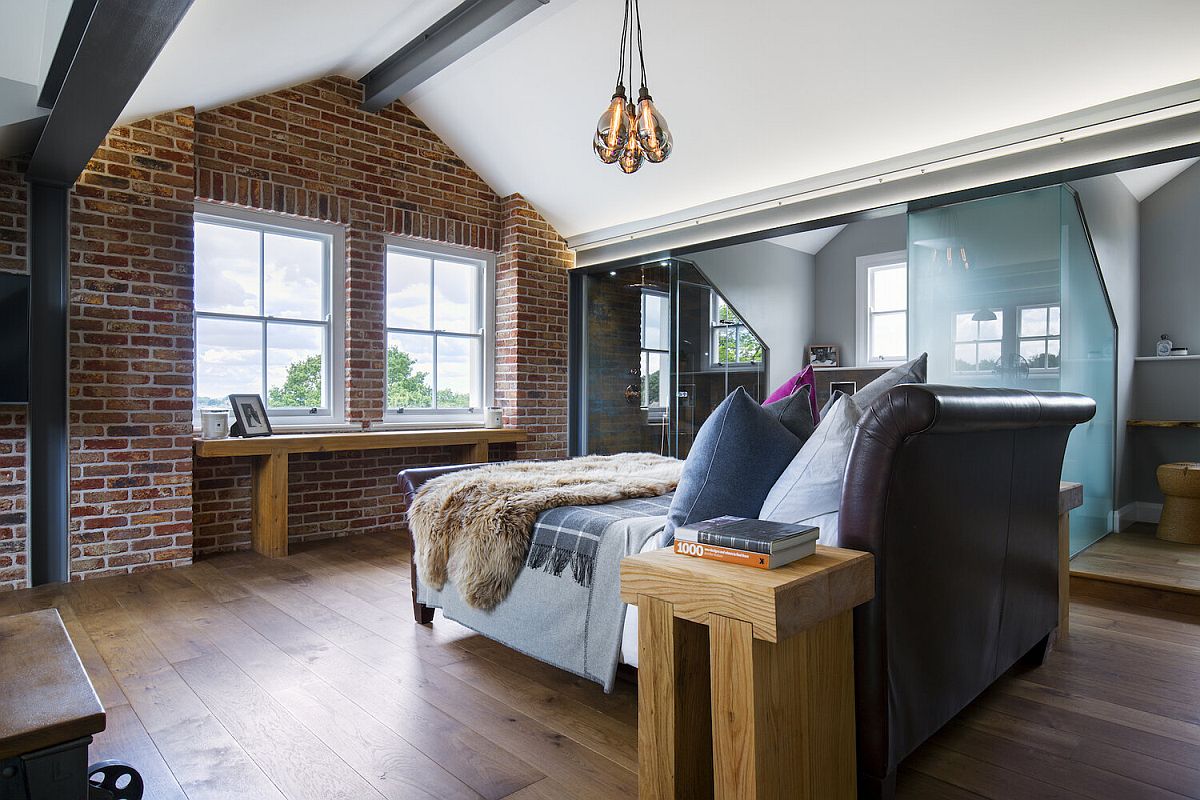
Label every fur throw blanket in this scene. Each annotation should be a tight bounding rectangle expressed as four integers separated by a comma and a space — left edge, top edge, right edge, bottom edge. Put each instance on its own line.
408, 453, 683, 611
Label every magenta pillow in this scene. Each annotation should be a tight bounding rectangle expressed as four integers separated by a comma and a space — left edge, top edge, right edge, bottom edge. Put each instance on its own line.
763, 365, 820, 423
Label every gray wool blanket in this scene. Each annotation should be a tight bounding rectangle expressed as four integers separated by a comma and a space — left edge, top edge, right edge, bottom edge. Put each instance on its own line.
415, 493, 672, 691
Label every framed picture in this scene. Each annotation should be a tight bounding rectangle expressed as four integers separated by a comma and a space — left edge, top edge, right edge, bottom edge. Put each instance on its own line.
228, 394, 273, 437
808, 344, 840, 368
830, 380, 857, 397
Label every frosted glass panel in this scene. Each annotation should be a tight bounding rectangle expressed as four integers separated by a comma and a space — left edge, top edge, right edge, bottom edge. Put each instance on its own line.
909, 186, 1116, 554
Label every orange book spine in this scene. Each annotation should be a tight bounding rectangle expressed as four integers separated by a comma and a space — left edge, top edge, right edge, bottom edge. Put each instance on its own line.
674, 540, 771, 569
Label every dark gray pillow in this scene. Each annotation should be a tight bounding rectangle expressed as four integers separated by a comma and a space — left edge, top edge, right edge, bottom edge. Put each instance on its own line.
659, 387, 802, 546
763, 384, 816, 443
851, 353, 928, 413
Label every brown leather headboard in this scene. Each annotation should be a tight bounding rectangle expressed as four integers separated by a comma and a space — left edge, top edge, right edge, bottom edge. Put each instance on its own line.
839, 384, 1096, 787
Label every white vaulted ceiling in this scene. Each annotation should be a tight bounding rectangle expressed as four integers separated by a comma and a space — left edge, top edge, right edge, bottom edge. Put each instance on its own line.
120, 0, 1200, 241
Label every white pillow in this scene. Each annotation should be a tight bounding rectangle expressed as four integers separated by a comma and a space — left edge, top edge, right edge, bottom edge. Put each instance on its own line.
757, 396, 860, 541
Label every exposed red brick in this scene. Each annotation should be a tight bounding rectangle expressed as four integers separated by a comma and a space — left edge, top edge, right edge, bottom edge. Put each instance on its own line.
0, 158, 28, 591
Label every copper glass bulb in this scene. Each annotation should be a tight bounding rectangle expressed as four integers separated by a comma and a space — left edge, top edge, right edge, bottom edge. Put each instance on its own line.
593, 87, 631, 164
635, 89, 672, 163
618, 106, 644, 173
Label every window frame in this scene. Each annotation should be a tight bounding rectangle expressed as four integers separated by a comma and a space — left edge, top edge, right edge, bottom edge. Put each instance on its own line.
855, 250, 908, 366
709, 292, 762, 368
639, 288, 671, 415
1017, 303, 1062, 373
192, 202, 347, 429
952, 308, 1005, 375
382, 236, 495, 428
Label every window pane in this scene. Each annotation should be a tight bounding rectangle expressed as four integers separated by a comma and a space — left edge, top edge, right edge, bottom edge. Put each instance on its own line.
1020, 338, 1047, 368
715, 327, 738, 363
387, 332, 434, 409
434, 260, 478, 334
266, 323, 325, 409
870, 265, 907, 312
954, 343, 977, 372
715, 297, 738, 324
195, 222, 260, 315
978, 311, 1003, 341
978, 341, 1001, 371
1046, 337, 1060, 368
1048, 305, 1060, 336
954, 313, 976, 342
870, 311, 906, 360
264, 232, 324, 321
436, 336, 478, 409
386, 252, 432, 330
737, 329, 763, 363
1020, 306, 1048, 338
643, 351, 669, 409
643, 292, 669, 350
196, 317, 262, 407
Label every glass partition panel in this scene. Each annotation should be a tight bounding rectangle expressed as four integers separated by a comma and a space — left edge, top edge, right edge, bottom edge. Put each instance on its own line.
577, 260, 767, 458
1059, 188, 1116, 552
909, 186, 1116, 553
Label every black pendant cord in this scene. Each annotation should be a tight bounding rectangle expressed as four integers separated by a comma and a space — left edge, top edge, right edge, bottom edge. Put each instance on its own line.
633, 0, 648, 92
616, 0, 631, 89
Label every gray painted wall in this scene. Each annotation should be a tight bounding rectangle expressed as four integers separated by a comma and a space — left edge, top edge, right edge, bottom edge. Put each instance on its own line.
1071, 174, 1140, 509
690, 240, 815, 389
813, 214, 907, 366
1130, 162, 1200, 503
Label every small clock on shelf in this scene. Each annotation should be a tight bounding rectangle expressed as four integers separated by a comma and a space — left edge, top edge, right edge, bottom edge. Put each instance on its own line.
1156, 334, 1173, 358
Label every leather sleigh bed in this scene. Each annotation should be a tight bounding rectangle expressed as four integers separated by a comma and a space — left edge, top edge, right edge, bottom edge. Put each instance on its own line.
397, 384, 1095, 798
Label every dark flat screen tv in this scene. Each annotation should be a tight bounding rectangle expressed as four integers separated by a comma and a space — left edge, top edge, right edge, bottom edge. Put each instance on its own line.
0, 272, 29, 403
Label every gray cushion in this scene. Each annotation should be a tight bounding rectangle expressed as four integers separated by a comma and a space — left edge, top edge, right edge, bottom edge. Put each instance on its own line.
660, 387, 801, 547
763, 384, 816, 443
758, 395, 861, 534
851, 353, 928, 414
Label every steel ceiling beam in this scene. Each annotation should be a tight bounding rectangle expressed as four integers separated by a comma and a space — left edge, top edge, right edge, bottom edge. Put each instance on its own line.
359, 0, 548, 113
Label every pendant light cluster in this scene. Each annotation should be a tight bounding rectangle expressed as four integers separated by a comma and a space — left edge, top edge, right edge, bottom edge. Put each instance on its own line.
593, 0, 672, 174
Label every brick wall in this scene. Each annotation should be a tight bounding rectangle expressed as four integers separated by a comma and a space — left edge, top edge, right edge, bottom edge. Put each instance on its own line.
0, 158, 29, 590
495, 196, 573, 461
67, 111, 197, 579
0, 76, 573, 576
190, 77, 564, 553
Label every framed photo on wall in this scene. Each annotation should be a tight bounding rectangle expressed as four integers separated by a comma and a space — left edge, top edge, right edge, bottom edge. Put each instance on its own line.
229, 394, 273, 437
808, 344, 840, 368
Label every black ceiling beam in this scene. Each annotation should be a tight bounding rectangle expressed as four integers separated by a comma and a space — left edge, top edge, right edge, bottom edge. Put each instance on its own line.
27, 0, 193, 187
37, 0, 100, 110
360, 0, 548, 113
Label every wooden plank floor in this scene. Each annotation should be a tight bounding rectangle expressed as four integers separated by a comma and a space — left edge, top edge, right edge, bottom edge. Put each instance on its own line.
1072, 523, 1200, 596
2, 532, 1199, 799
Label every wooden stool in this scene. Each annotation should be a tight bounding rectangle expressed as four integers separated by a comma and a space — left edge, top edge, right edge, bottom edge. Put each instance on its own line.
1156, 462, 1200, 544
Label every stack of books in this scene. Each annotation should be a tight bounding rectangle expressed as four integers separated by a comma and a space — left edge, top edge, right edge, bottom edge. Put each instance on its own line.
673, 516, 819, 569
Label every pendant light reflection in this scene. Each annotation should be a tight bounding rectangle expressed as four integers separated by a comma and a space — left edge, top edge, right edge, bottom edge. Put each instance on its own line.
593, 0, 671, 172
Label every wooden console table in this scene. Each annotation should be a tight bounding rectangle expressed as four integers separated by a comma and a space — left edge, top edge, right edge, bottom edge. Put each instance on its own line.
193, 428, 528, 558
621, 546, 874, 800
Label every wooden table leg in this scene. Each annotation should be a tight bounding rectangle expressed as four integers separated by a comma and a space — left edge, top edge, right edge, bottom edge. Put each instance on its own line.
637, 594, 713, 800
251, 452, 288, 558
467, 440, 489, 463
1058, 510, 1070, 638
709, 612, 856, 800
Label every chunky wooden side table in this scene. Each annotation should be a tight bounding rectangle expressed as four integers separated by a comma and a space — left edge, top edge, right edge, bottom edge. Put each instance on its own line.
621, 545, 874, 800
